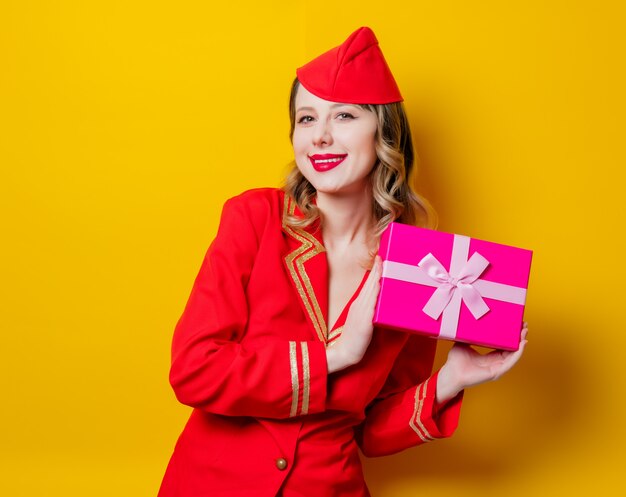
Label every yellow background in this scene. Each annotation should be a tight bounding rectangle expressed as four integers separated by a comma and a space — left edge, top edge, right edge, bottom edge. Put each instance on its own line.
1, 1, 624, 495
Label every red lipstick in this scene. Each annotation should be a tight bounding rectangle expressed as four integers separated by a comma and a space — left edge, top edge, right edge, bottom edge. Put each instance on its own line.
308, 154, 347, 172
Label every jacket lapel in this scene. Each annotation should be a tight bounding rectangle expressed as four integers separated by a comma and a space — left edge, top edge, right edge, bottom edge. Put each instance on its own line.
281, 192, 329, 344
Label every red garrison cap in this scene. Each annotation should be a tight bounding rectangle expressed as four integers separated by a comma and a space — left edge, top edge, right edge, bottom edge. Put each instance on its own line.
296, 26, 403, 104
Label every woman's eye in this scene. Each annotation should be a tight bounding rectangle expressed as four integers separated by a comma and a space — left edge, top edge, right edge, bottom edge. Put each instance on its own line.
337, 112, 355, 120
297, 115, 314, 124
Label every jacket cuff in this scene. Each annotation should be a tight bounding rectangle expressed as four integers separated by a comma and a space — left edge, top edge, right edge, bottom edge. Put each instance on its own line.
289, 340, 327, 417
412, 370, 464, 440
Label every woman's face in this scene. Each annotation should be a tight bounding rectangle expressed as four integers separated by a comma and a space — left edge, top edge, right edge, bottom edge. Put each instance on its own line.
292, 85, 378, 195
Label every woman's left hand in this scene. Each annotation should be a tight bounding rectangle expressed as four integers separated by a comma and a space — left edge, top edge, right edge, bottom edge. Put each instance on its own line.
436, 322, 529, 404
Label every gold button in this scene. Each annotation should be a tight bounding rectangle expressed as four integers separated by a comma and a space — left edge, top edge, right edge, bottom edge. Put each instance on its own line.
275, 457, 288, 470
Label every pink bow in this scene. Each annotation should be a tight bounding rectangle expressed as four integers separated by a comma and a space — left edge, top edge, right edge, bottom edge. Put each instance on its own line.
418, 252, 491, 320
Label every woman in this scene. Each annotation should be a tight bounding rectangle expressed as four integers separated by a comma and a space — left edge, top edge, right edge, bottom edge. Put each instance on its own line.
158, 27, 528, 497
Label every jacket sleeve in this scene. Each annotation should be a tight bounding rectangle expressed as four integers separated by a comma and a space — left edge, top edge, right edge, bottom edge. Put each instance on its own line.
354, 333, 464, 457
168, 194, 328, 419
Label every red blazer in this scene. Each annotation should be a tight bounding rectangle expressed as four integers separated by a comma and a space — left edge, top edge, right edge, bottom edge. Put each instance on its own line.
158, 188, 463, 497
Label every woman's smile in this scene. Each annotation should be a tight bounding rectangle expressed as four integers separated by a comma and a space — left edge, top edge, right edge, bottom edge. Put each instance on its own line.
308, 153, 348, 172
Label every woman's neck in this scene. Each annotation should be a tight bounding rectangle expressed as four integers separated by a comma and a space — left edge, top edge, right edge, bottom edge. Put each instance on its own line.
316, 188, 375, 251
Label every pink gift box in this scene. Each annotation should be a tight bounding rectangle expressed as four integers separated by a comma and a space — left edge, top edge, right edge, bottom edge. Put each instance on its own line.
373, 222, 532, 351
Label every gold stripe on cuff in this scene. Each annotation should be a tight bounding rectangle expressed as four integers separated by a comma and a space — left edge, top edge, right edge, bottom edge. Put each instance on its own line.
300, 342, 310, 415
410, 380, 435, 441
417, 379, 435, 440
289, 341, 299, 418
409, 383, 429, 442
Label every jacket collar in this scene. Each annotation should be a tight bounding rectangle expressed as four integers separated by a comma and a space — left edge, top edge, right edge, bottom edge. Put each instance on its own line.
281, 191, 329, 343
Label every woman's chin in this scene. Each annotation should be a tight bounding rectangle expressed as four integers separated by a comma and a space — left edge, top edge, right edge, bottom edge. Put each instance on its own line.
313, 182, 368, 196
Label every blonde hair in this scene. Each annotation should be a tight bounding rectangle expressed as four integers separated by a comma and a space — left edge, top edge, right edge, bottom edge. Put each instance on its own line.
283, 79, 437, 255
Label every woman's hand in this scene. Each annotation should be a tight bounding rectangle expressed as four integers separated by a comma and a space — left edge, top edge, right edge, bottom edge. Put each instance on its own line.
326, 255, 383, 373
436, 323, 529, 404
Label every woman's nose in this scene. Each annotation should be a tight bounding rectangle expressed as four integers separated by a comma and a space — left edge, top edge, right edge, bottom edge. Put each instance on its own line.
312, 121, 333, 147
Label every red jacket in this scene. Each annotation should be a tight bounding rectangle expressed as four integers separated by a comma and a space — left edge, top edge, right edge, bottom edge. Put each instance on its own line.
158, 188, 463, 497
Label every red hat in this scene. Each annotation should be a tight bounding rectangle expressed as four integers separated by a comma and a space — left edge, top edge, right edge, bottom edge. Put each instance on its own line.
296, 27, 403, 105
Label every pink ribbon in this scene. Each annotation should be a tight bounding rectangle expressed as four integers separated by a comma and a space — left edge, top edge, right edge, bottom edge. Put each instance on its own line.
381, 234, 527, 340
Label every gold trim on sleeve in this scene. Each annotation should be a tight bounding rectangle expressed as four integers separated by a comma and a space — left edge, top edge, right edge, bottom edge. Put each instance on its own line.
289, 341, 299, 418
409, 380, 435, 442
300, 342, 311, 415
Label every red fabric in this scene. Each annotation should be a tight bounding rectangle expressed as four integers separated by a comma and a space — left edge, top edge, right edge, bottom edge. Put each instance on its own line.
296, 26, 403, 104
157, 188, 463, 497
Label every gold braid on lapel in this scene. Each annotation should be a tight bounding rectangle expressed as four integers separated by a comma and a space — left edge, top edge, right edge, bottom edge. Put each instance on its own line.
282, 194, 328, 343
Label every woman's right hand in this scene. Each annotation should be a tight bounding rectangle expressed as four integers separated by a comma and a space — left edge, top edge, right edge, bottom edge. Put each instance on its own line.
326, 255, 383, 373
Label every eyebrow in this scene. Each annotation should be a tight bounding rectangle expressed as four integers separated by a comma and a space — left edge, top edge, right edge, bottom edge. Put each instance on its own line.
296, 104, 359, 113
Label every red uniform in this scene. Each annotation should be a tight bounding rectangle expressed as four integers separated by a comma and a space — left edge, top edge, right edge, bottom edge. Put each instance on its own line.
158, 188, 464, 497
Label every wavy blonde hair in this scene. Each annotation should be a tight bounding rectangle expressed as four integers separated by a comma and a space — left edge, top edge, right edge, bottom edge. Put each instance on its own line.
283, 78, 437, 250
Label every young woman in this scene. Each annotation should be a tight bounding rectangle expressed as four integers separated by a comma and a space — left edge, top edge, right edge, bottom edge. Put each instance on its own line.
158, 26, 528, 497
